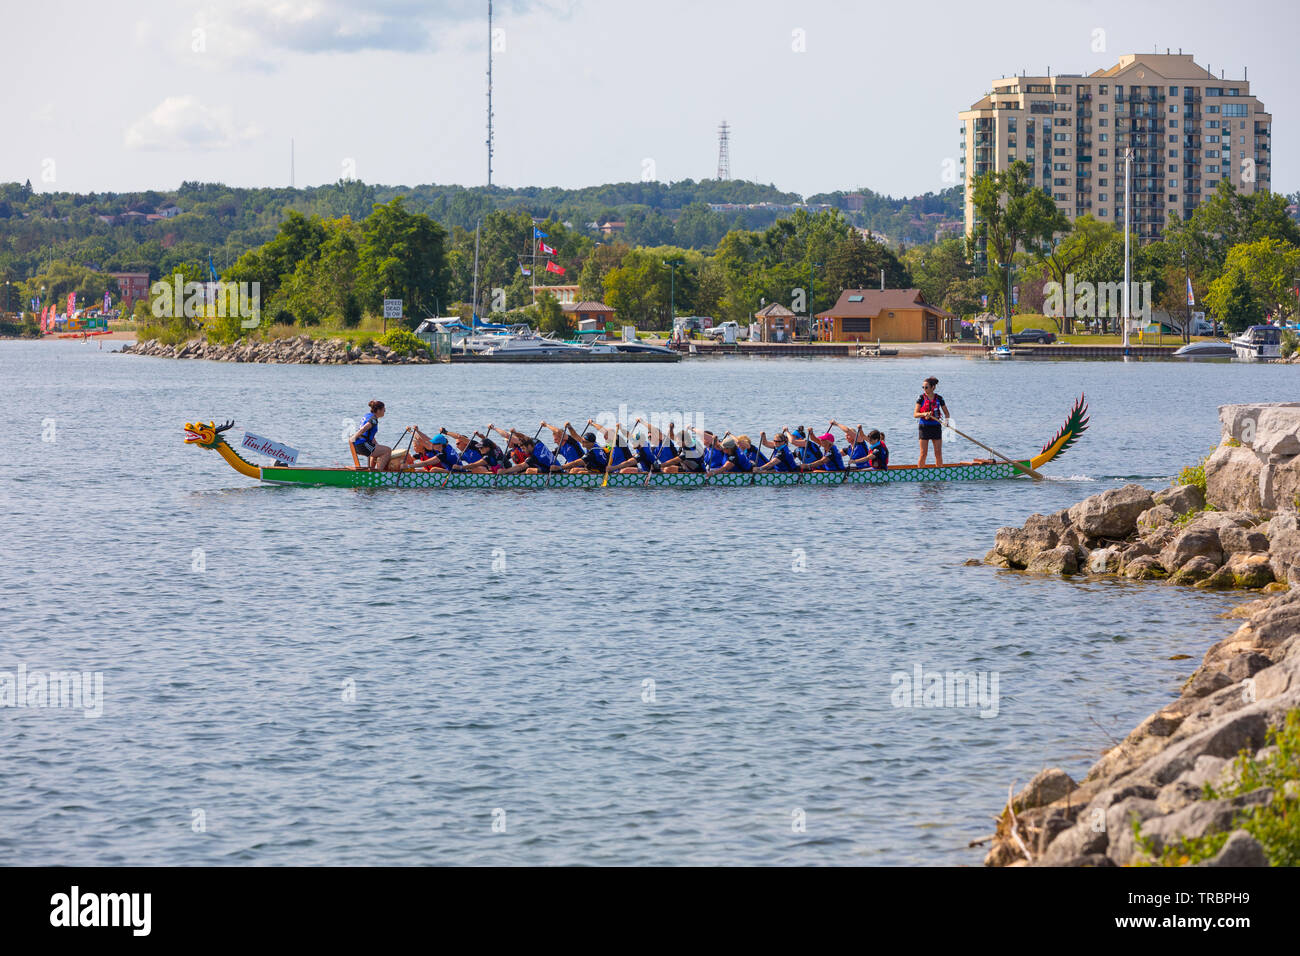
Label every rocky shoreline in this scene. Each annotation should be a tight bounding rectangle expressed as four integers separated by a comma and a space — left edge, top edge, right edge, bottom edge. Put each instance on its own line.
119, 335, 437, 364
981, 403, 1300, 867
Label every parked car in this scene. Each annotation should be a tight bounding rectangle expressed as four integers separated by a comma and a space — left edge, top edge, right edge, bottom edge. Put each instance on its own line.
1008, 328, 1057, 345
704, 320, 748, 342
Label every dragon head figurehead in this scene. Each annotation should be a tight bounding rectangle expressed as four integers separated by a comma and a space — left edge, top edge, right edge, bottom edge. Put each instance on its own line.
184, 420, 234, 449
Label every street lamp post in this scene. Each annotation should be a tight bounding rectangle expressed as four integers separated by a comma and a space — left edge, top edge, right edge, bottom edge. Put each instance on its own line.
809, 262, 821, 343
664, 258, 682, 332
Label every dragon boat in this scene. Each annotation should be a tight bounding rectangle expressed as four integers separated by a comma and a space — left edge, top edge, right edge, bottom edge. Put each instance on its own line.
184, 395, 1088, 489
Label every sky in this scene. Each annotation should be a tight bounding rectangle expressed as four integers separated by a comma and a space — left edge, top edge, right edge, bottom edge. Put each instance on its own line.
2, 0, 1296, 199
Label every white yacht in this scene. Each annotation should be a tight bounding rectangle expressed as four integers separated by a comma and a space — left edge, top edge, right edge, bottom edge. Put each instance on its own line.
1231, 325, 1282, 361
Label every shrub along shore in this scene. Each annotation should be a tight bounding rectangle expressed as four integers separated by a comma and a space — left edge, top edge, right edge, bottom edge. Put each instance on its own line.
979, 403, 1300, 866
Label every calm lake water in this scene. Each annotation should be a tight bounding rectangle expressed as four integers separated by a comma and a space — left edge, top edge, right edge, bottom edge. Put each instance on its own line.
0, 341, 1292, 865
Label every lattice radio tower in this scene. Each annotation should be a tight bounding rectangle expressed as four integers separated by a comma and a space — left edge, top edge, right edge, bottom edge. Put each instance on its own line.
486, 0, 495, 187
716, 121, 731, 180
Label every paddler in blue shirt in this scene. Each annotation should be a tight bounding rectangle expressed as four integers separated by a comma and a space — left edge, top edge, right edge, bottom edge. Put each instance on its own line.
413, 433, 458, 472
755, 430, 799, 472
736, 435, 765, 469
587, 420, 643, 473
498, 435, 557, 474
803, 431, 846, 471
541, 421, 585, 468
866, 430, 889, 470
560, 426, 609, 473
830, 419, 872, 469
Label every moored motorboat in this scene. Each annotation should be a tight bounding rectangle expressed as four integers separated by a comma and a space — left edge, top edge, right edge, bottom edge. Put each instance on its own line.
1173, 340, 1234, 358
1230, 325, 1282, 361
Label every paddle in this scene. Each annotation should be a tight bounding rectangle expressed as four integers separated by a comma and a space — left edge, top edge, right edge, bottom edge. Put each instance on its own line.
597, 420, 620, 488
946, 419, 1044, 481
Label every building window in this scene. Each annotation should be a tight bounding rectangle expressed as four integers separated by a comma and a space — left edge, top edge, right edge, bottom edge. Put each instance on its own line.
1170, 149, 1178, 157
1099, 193, 1108, 201
1207, 105, 1220, 113
842, 317, 872, 333
1099, 178, 1108, 186
1206, 87, 1222, 97
1169, 119, 1178, 128
1170, 86, 1179, 95
1099, 103, 1108, 112
1100, 85, 1107, 94
1099, 133, 1109, 141
1169, 105, 1180, 114
1099, 208, 1108, 216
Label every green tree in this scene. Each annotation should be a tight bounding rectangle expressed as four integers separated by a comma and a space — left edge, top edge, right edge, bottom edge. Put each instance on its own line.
536, 291, 570, 336
358, 197, 448, 326
1205, 266, 1263, 334
968, 160, 1070, 335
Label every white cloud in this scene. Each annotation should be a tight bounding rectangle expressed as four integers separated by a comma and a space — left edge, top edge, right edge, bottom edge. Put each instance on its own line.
124, 96, 259, 151
178, 0, 576, 67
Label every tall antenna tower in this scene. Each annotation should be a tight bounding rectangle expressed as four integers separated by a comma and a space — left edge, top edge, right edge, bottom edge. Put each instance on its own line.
716, 121, 731, 180
486, 0, 494, 187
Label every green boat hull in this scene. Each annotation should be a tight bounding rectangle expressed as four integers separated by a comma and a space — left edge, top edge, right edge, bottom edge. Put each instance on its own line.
259, 460, 1028, 489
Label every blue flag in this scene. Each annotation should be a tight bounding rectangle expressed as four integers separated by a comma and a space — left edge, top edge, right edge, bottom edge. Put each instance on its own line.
533, 227, 548, 239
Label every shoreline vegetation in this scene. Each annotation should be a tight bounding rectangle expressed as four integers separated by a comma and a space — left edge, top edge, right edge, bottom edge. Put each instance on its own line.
979, 402, 1300, 866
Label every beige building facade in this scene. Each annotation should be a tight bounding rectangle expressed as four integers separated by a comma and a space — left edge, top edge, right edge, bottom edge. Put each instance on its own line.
959, 53, 1272, 247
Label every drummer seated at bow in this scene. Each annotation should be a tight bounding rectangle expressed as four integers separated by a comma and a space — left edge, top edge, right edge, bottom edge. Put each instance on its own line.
587, 420, 643, 473
830, 419, 872, 469
540, 421, 585, 470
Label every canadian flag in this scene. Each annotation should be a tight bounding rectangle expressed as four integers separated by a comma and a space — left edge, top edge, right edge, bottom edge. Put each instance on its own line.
545, 260, 565, 275
539, 241, 557, 256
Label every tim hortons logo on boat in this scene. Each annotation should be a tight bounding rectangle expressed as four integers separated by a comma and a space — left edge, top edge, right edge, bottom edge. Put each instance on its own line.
49, 886, 151, 936
151, 274, 261, 328
890, 664, 999, 718
0, 664, 104, 718
1043, 276, 1152, 321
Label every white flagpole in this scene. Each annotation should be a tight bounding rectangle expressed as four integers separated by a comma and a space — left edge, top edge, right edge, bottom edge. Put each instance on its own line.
1122, 147, 1131, 353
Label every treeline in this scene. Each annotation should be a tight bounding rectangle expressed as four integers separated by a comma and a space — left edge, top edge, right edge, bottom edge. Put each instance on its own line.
0, 177, 964, 289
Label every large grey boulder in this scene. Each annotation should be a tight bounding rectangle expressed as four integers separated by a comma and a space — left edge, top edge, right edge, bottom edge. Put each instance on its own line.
1011, 768, 1079, 813
1027, 545, 1079, 575
1155, 483, 1206, 516
1067, 484, 1156, 539
1160, 527, 1223, 574
1198, 829, 1269, 867
1205, 445, 1263, 512
1124, 789, 1273, 863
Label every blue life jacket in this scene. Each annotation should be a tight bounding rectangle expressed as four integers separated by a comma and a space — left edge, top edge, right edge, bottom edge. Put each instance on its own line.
731, 450, 753, 472
848, 441, 871, 467
704, 446, 728, 470
653, 443, 677, 464
772, 444, 797, 472
746, 447, 768, 468
818, 445, 845, 471
354, 412, 378, 450
459, 447, 483, 468
584, 446, 609, 471
529, 443, 556, 469
557, 439, 583, 464
610, 444, 634, 467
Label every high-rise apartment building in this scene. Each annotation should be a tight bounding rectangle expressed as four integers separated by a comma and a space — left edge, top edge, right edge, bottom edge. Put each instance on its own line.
959, 53, 1271, 248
